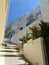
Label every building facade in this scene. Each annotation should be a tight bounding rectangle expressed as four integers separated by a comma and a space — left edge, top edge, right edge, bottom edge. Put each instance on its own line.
11, 7, 41, 34
11, 0, 49, 43
5, 7, 41, 42
11, 17, 42, 43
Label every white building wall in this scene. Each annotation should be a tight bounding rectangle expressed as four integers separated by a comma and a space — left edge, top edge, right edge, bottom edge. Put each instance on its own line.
11, 7, 41, 34
32, 7, 41, 18
11, 16, 28, 33
11, 17, 42, 43
11, 22, 18, 33
40, 0, 49, 22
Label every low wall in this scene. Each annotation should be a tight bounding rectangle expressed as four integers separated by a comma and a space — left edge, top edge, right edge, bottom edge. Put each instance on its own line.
23, 37, 46, 65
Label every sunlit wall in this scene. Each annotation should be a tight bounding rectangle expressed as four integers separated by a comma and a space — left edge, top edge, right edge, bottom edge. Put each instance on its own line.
40, 0, 49, 22
0, 0, 10, 45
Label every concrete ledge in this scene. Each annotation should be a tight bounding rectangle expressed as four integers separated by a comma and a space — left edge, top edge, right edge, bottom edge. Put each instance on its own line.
23, 37, 46, 65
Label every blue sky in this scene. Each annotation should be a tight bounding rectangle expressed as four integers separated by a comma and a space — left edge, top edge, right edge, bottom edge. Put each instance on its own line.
6, 0, 40, 26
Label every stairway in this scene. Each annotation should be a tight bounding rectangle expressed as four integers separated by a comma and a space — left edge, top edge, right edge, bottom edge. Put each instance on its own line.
0, 43, 32, 65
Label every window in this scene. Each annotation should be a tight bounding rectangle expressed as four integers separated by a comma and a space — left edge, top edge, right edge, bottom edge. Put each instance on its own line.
20, 27, 23, 30
12, 30, 15, 34
36, 13, 39, 16
36, 11, 41, 16
39, 11, 41, 14
26, 19, 36, 26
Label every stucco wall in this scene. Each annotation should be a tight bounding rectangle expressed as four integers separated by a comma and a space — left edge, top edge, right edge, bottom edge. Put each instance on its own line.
0, 0, 10, 44
23, 37, 46, 65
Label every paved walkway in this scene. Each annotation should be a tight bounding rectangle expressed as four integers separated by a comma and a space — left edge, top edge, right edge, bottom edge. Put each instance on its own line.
0, 43, 32, 65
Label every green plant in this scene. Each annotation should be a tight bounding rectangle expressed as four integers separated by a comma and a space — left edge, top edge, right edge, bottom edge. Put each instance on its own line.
39, 20, 49, 38
22, 36, 27, 43
29, 26, 41, 40
22, 32, 31, 43
39, 20, 49, 64
26, 32, 31, 40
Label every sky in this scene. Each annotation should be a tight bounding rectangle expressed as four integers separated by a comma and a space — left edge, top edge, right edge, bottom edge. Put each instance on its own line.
6, 0, 40, 27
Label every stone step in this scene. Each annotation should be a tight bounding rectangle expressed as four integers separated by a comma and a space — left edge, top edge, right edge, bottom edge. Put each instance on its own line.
0, 44, 31, 65
0, 52, 20, 56
0, 54, 21, 57
0, 48, 18, 52
5, 47, 17, 49
5, 57, 28, 65
0, 57, 28, 65
0, 50, 19, 52
6, 45, 17, 48
1, 46, 17, 49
